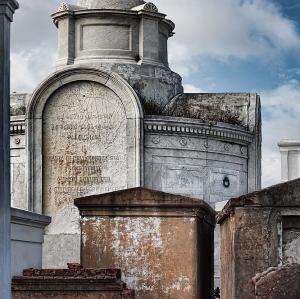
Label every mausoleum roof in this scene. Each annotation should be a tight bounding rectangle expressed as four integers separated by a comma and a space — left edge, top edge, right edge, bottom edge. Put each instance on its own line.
78, 0, 145, 10
160, 93, 257, 128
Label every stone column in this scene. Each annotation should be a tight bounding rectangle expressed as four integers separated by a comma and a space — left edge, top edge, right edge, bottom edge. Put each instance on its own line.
0, 0, 18, 298
278, 140, 300, 181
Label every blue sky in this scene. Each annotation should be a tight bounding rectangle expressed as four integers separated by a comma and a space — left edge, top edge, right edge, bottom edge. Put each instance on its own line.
183, 0, 300, 93
10, 0, 300, 187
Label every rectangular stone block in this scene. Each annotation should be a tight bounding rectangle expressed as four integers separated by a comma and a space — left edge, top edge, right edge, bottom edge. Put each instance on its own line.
75, 187, 216, 299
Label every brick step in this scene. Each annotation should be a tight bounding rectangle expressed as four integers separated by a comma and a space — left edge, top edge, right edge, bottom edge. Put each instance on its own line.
12, 263, 135, 299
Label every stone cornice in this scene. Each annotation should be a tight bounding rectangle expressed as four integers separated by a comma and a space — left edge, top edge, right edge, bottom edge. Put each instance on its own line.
0, 0, 19, 21
11, 208, 51, 229
144, 115, 254, 145
10, 122, 25, 135
52, 8, 170, 27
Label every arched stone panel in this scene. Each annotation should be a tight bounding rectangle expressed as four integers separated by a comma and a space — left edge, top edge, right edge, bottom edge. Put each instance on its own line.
26, 66, 143, 267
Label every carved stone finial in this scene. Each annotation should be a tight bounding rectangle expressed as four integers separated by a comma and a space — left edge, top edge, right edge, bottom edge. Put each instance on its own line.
58, 2, 69, 11
143, 2, 158, 12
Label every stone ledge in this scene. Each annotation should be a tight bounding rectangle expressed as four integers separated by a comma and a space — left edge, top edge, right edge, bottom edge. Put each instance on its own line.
12, 264, 135, 297
11, 208, 51, 228
217, 178, 300, 224
144, 115, 254, 145
21, 264, 121, 279
74, 187, 216, 225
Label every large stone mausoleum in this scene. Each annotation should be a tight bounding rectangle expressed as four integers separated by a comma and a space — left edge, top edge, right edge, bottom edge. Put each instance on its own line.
9, 0, 261, 290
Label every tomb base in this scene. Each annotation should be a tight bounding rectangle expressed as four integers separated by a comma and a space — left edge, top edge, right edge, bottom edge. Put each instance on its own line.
12, 263, 134, 299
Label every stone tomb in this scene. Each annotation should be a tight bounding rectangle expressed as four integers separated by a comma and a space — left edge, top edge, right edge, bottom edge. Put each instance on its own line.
217, 178, 300, 299
74, 187, 216, 299
26, 68, 142, 267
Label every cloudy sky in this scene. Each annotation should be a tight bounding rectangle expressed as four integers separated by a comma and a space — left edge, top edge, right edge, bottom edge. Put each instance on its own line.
10, 0, 300, 187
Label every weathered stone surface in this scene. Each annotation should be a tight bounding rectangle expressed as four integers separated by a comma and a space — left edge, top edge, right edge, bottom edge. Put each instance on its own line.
42, 80, 128, 267
75, 187, 216, 299
218, 178, 300, 299
144, 115, 252, 205
144, 113, 260, 287
282, 216, 300, 264
163, 93, 256, 129
10, 93, 28, 116
253, 264, 300, 299
26, 66, 142, 268
52, 3, 180, 109
12, 264, 135, 299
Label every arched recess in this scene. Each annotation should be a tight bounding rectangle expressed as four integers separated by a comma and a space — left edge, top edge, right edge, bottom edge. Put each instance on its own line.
26, 66, 143, 214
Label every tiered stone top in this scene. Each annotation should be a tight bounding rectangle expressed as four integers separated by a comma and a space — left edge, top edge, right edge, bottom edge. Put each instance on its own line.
78, 0, 145, 9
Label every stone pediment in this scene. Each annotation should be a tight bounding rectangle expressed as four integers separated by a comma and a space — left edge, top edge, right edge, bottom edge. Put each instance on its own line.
74, 187, 216, 216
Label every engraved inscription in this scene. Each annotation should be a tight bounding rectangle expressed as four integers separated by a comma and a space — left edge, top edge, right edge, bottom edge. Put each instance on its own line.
164, 166, 204, 194
43, 81, 127, 234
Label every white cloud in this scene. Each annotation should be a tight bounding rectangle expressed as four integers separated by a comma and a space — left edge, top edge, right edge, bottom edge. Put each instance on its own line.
156, 0, 300, 75
11, 48, 56, 93
261, 80, 300, 187
183, 84, 205, 93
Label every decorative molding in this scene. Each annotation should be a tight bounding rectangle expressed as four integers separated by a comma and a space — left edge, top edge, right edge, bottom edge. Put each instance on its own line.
224, 143, 231, 152
10, 123, 25, 135
179, 137, 188, 147
152, 136, 160, 144
144, 116, 254, 145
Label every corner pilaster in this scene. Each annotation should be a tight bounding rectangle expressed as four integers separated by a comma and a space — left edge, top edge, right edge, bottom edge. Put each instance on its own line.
0, 0, 18, 298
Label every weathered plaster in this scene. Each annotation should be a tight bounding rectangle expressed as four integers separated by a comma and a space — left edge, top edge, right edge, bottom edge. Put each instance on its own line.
75, 188, 216, 299
218, 179, 300, 299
